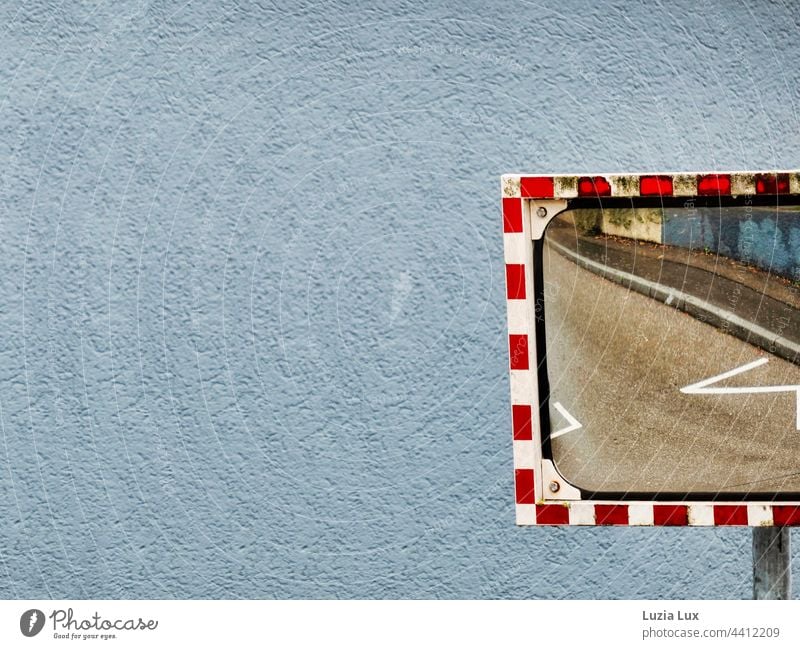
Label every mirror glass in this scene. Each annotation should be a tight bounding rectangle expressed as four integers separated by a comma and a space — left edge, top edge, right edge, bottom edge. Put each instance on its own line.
543, 202, 800, 496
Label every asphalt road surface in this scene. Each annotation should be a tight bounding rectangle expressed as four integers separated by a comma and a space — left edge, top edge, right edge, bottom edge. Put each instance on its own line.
543, 238, 800, 496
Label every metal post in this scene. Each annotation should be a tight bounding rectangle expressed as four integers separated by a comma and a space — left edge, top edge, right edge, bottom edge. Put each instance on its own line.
752, 527, 791, 599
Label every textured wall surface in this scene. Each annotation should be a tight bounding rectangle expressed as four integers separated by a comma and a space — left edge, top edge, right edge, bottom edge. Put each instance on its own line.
1, 0, 800, 599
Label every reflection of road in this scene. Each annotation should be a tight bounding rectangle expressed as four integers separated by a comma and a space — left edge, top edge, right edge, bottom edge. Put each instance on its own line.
544, 239, 800, 495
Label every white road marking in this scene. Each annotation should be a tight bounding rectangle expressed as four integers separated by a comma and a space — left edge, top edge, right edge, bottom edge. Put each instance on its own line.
680, 358, 800, 430
551, 402, 582, 439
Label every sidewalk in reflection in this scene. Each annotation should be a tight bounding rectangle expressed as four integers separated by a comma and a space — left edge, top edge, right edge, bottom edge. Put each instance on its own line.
547, 219, 800, 365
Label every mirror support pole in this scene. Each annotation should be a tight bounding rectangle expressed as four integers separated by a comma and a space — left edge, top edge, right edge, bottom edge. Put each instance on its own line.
752, 527, 791, 599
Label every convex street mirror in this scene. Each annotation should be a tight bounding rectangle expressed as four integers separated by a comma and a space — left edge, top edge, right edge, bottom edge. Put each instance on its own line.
543, 202, 800, 497
502, 172, 800, 526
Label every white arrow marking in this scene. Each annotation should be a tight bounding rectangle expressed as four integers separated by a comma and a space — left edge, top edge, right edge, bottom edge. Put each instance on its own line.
680, 357, 800, 430
551, 401, 582, 439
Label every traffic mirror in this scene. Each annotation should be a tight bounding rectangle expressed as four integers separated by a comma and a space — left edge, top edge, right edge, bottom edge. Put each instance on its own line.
502, 172, 800, 526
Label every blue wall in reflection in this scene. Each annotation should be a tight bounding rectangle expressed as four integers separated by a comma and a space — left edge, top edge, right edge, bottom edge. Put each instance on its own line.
663, 207, 800, 281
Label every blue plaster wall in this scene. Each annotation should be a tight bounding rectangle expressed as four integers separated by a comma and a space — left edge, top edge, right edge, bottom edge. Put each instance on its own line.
1, 0, 800, 599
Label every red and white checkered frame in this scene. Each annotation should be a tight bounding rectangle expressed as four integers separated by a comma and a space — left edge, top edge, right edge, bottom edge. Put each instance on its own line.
502, 170, 800, 526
